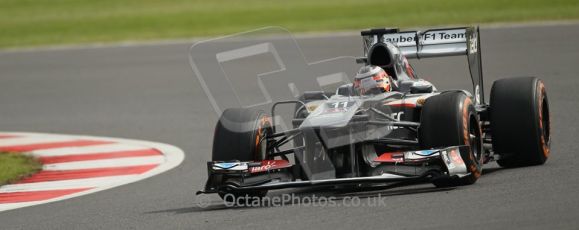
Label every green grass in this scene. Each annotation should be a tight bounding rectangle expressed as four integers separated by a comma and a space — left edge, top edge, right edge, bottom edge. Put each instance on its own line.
1, 0, 578, 48
0, 152, 42, 186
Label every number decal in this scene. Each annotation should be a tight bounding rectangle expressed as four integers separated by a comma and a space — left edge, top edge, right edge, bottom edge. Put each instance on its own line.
323, 101, 356, 113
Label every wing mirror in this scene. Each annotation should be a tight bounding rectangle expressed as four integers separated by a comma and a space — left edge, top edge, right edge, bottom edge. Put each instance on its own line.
410, 84, 433, 94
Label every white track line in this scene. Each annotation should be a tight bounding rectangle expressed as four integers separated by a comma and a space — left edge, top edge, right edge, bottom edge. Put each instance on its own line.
42, 156, 165, 170
0, 136, 72, 147
0, 175, 137, 193
31, 143, 151, 157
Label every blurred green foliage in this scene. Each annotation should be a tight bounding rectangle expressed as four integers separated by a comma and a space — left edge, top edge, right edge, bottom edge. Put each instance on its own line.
1, 0, 578, 48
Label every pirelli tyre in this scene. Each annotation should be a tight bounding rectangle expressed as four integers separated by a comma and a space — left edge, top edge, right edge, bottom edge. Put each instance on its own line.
490, 77, 550, 167
212, 108, 272, 201
419, 91, 484, 187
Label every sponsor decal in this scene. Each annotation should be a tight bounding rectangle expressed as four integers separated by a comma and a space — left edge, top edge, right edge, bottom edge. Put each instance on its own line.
249, 160, 290, 173
374, 152, 404, 163
383, 32, 417, 45
382, 29, 467, 47
388, 111, 405, 120
376, 149, 444, 163
414, 150, 437, 156
423, 31, 466, 42
404, 151, 440, 161
213, 162, 247, 170
469, 32, 478, 54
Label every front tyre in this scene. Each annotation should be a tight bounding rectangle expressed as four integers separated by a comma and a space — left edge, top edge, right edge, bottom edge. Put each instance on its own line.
490, 77, 550, 167
419, 92, 484, 187
212, 108, 272, 201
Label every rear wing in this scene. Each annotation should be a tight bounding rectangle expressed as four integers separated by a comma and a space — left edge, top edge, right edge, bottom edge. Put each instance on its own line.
360, 27, 484, 104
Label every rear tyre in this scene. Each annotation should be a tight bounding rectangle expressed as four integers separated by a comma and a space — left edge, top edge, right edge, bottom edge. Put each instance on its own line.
419, 92, 483, 187
212, 108, 271, 201
490, 77, 550, 167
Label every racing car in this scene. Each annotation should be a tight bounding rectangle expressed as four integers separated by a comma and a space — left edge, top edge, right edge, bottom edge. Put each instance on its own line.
197, 27, 551, 201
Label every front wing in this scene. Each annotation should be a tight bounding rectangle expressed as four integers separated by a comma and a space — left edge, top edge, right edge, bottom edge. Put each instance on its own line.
197, 146, 470, 194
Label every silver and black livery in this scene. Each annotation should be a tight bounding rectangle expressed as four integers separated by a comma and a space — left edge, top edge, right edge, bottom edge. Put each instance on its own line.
198, 26, 551, 201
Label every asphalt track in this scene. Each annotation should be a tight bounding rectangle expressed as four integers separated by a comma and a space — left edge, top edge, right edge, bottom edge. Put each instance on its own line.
1, 24, 579, 229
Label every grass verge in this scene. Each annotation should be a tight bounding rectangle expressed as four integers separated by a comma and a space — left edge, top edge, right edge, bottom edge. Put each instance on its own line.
1, 0, 578, 48
0, 152, 42, 186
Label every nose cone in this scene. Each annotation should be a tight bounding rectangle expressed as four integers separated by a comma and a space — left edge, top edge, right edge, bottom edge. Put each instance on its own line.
299, 100, 359, 128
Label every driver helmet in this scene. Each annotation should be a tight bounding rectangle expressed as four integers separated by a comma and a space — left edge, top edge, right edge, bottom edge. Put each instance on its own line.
353, 65, 392, 95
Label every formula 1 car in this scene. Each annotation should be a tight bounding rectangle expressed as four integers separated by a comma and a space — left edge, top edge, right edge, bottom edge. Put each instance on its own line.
197, 27, 551, 201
